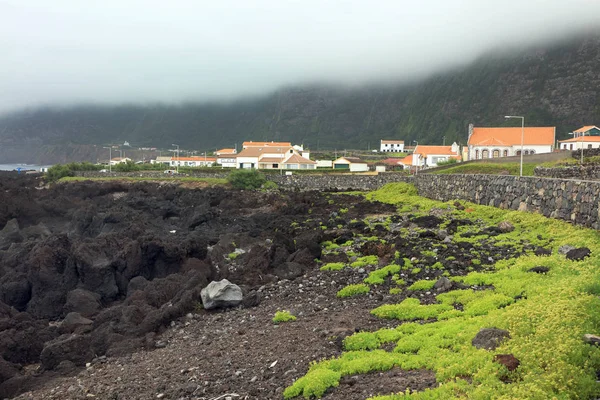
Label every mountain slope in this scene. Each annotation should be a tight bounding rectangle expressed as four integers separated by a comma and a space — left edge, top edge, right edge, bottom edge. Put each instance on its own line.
0, 34, 599, 163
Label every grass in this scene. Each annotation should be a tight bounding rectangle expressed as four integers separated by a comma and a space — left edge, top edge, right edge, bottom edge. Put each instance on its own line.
284, 182, 600, 400
432, 162, 538, 176
59, 176, 228, 184
273, 310, 297, 324
337, 283, 370, 298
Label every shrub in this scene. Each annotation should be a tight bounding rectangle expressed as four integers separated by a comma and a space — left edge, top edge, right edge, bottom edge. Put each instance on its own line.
320, 262, 345, 271
436, 158, 458, 166
408, 279, 436, 291
227, 169, 266, 189
46, 164, 75, 182
337, 283, 370, 298
262, 180, 279, 190
273, 310, 296, 323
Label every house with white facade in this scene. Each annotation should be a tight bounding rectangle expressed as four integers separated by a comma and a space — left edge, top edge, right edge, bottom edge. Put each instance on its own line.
151, 156, 172, 165
332, 157, 369, 172
215, 148, 238, 168
110, 157, 132, 165
412, 143, 461, 168
170, 156, 216, 167
398, 154, 413, 170
235, 145, 315, 170
380, 140, 405, 153
558, 125, 600, 150
467, 125, 555, 160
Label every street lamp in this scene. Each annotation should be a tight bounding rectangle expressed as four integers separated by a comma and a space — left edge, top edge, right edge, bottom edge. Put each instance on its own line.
505, 116, 525, 177
172, 144, 180, 173
413, 140, 419, 175
568, 132, 586, 164
103, 146, 112, 173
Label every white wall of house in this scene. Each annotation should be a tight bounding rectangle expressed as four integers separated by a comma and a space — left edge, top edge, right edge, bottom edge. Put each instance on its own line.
469, 144, 552, 160
560, 141, 600, 150
349, 163, 369, 172
316, 160, 333, 168
380, 142, 405, 152
236, 157, 258, 169
217, 157, 237, 168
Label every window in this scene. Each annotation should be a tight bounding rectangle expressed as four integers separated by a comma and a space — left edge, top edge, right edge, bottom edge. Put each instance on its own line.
503, 150, 508, 157
272, 163, 278, 168
589, 144, 593, 149
482, 149, 489, 158
475, 150, 479, 159
570, 144, 573, 150
492, 149, 499, 158
530, 150, 535, 154
524, 150, 529, 155
516, 151, 521, 156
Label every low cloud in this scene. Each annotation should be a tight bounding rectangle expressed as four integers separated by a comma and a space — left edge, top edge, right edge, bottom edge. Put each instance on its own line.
1, 0, 599, 113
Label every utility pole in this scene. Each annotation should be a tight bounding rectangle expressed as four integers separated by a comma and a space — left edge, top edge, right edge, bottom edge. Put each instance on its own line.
172, 144, 180, 173
103, 147, 112, 173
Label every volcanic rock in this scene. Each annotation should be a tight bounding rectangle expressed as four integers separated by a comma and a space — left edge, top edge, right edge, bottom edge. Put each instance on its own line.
200, 280, 243, 310
472, 328, 511, 350
566, 247, 591, 261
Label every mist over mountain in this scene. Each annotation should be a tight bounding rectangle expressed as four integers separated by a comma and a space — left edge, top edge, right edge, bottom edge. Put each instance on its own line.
0, 34, 599, 163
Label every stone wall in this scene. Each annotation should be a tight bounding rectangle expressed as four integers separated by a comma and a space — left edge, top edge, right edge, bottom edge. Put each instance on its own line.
75, 171, 412, 191
414, 174, 600, 229
535, 165, 600, 180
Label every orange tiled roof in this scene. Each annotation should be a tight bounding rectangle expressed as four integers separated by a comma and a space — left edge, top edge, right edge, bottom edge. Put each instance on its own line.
216, 148, 236, 154
381, 140, 404, 144
399, 154, 413, 165
284, 154, 316, 164
469, 127, 555, 146
259, 157, 285, 163
414, 145, 458, 157
175, 157, 216, 162
243, 141, 292, 148
559, 136, 600, 143
574, 126, 599, 133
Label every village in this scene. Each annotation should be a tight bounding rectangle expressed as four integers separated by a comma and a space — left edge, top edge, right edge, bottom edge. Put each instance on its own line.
103, 124, 600, 173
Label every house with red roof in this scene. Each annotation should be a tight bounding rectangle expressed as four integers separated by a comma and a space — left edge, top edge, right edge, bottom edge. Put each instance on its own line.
467, 124, 555, 160
412, 143, 461, 168
558, 126, 600, 151
236, 145, 315, 170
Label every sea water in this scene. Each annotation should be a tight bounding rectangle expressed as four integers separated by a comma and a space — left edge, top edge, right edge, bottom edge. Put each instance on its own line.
0, 164, 52, 172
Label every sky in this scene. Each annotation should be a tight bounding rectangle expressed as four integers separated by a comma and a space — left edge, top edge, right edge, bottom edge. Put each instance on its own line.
1, 0, 599, 113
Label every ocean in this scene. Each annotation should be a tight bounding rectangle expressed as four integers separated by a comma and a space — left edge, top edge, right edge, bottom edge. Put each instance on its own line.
0, 164, 52, 172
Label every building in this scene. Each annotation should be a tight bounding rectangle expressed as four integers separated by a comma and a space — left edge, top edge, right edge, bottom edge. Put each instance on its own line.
215, 148, 237, 156
380, 140, 405, 153
110, 157, 132, 165
332, 157, 369, 172
170, 156, 216, 167
242, 141, 292, 149
398, 154, 413, 170
236, 145, 314, 170
467, 125, 555, 160
558, 126, 600, 150
151, 156, 172, 165
412, 143, 461, 168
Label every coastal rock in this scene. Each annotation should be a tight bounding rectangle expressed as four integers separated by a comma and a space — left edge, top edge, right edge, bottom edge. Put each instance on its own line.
472, 328, 510, 350
200, 280, 243, 310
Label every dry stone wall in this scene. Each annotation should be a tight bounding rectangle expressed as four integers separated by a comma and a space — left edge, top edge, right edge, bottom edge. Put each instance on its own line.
414, 174, 600, 229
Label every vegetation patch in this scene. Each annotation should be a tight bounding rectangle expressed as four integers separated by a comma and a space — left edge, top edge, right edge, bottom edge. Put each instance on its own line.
273, 310, 297, 324
337, 283, 370, 298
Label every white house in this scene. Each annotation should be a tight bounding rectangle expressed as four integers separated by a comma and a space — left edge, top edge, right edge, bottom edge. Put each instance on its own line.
332, 157, 369, 172
380, 140, 405, 153
151, 156, 172, 165
412, 143, 461, 168
316, 160, 333, 168
558, 125, 600, 150
170, 156, 216, 167
235, 145, 315, 169
215, 148, 238, 168
467, 125, 555, 160
110, 157, 132, 165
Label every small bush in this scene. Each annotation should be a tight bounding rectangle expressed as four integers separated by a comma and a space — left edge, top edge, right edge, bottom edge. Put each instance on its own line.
408, 279, 436, 291
273, 310, 296, 323
262, 180, 279, 190
228, 169, 266, 189
320, 262, 345, 271
337, 283, 370, 298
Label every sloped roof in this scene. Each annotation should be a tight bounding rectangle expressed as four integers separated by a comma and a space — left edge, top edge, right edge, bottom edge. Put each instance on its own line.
574, 126, 599, 133
259, 157, 285, 163
284, 154, 316, 164
236, 147, 267, 157
175, 157, 216, 162
243, 141, 292, 148
414, 145, 458, 157
469, 127, 555, 146
334, 156, 367, 164
399, 154, 413, 165
382, 158, 402, 165
559, 136, 600, 143
381, 140, 405, 144
216, 148, 236, 154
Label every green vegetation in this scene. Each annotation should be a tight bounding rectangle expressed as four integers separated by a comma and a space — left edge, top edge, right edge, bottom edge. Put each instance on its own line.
337, 283, 370, 298
227, 169, 266, 189
59, 176, 227, 184
432, 162, 538, 176
273, 310, 297, 324
320, 262, 345, 271
407, 279, 436, 291
350, 255, 379, 268
285, 182, 600, 399
436, 158, 458, 166
262, 180, 279, 191
46, 162, 101, 181
364, 264, 401, 285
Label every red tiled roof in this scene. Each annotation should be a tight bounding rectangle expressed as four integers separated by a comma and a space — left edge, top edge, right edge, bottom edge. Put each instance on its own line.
574, 125, 599, 133
259, 157, 285, 163
380, 140, 404, 144
414, 145, 458, 157
216, 148, 236, 155
468, 127, 555, 146
399, 155, 413, 165
284, 154, 316, 164
559, 136, 600, 143
243, 141, 292, 148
